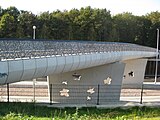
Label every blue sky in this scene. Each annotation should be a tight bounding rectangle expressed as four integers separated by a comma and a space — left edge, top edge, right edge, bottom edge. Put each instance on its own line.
0, 0, 160, 15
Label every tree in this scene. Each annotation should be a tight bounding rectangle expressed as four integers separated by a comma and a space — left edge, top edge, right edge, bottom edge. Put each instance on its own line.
37, 11, 51, 39
4, 6, 20, 19
92, 8, 112, 41
146, 11, 160, 24
113, 12, 138, 43
0, 6, 4, 17
146, 11, 160, 47
72, 6, 112, 41
0, 5, 160, 48
16, 11, 37, 38
77, 6, 95, 40
0, 13, 16, 37
134, 16, 152, 46
49, 10, 70, 40
67, 8, 80, 40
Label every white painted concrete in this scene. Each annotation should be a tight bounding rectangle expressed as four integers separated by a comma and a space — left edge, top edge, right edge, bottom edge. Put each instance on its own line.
21, 59, 36, 81
34, 58, 48, 78
70, 55, 80, 71
54, 56, 66, 73
122, 59, 148, 85
63, 56, 74, 72
0, 51, 156, 84
45, 57, 57, 75
0, 61, 8, 84
7, 60, 23, 83
47, 62, 125, 104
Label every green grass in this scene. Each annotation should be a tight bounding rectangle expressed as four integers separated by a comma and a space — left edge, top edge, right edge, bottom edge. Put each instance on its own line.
0, 102, 160, 120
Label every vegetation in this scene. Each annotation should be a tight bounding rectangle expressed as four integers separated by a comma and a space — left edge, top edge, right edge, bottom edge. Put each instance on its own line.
0, 6, 160, 48
0, 102, 160, 119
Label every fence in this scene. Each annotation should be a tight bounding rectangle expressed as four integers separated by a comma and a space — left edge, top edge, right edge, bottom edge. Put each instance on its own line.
0, 82, 48, 103
49, 84, 122, 105
0, 83, 160, 106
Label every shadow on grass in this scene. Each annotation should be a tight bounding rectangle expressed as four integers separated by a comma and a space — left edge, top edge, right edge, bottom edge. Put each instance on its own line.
0, 102, 62, 118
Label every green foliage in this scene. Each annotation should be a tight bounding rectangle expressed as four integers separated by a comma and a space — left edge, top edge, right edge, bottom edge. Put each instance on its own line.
16, 11, 37, 38
0, 6, 160, 48
2, 112, 34, 120
0, 13, 16, 37
0, 103, 160, 120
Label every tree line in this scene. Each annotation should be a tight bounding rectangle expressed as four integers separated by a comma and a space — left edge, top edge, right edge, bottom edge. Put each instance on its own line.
0, 6, 160, 48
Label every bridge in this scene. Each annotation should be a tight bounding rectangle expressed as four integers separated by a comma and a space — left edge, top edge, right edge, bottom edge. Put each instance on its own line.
0, 39, 157, 104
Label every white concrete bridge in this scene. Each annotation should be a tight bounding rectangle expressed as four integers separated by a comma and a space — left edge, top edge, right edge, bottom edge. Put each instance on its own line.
0, 39, 157, 104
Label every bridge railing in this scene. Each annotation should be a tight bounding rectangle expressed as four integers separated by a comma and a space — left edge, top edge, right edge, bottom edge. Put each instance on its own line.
0, 39, 156, 60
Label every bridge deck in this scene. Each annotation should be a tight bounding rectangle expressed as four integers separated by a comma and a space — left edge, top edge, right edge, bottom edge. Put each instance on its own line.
0, 39, 156, 61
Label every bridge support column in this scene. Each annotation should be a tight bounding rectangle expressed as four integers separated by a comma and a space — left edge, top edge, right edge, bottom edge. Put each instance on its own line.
47, 62, 125, 105
122, 59, 148, 86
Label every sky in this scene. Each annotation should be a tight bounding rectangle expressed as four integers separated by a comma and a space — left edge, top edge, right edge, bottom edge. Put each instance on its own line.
0, 0, 160, 16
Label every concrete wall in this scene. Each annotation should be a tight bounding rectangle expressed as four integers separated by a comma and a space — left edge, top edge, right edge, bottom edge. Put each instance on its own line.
48, 62, 125, 105
122, 59, 148, 86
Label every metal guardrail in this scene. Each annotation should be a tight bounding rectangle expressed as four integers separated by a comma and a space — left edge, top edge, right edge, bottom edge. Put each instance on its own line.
1, 83, 160, 105
0, 39, 156, 60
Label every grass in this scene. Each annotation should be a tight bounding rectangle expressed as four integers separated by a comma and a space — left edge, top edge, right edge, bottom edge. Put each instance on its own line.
0, 102, 160, 120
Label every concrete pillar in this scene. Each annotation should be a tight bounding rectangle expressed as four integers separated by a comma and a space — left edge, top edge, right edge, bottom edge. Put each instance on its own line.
47, 62, 125, 105
122, 59, 148, 87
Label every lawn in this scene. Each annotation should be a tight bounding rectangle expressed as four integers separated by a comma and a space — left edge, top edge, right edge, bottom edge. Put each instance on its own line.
0, 102, 160, 120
